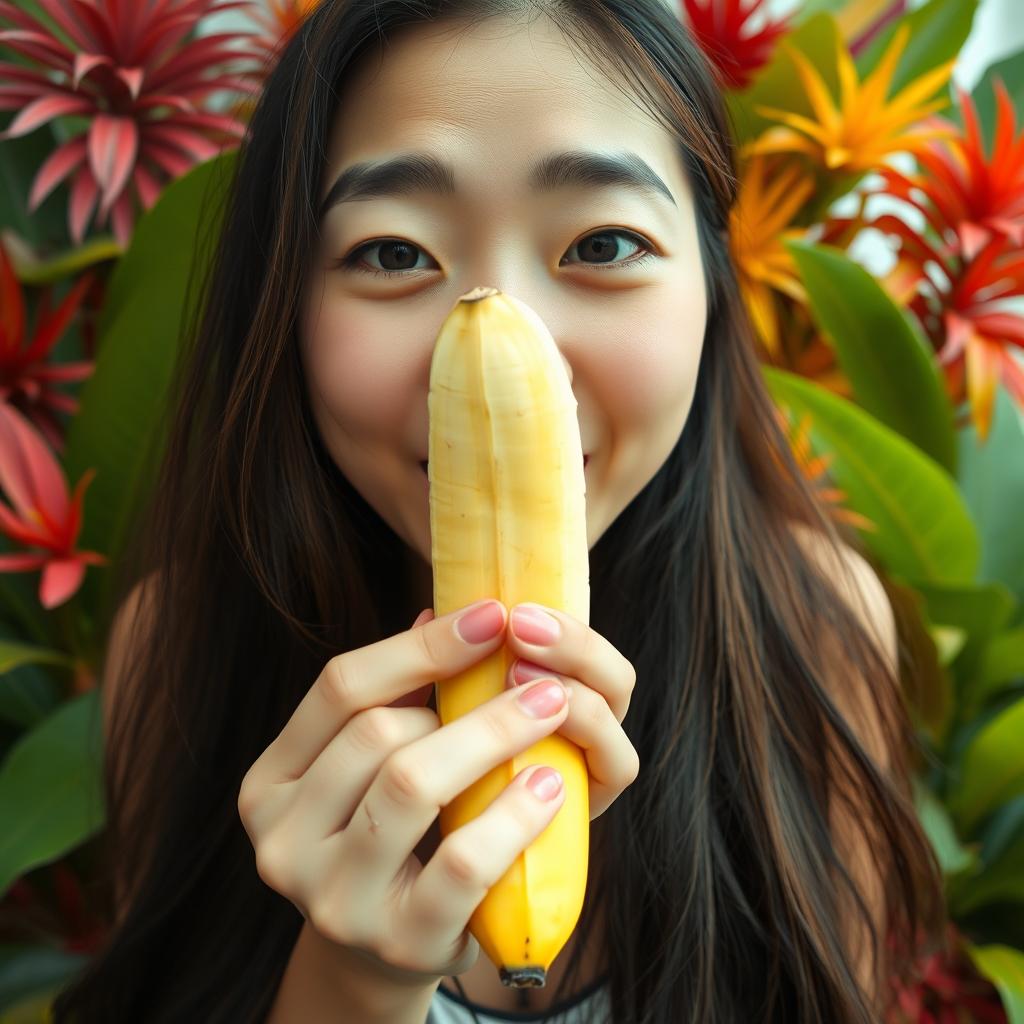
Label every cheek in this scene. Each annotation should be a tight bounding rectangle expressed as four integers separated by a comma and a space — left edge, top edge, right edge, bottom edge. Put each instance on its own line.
592, 280, 706, 423
302, 297, 416, 434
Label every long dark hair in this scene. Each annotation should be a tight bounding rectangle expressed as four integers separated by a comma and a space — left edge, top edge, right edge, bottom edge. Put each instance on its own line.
53, 1, 948, 1020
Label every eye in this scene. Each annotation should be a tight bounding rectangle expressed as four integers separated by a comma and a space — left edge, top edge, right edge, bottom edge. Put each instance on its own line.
334, 229, 659, 279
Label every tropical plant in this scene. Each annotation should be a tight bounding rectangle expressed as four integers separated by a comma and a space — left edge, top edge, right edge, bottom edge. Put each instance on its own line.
0, 0, 1022, 1020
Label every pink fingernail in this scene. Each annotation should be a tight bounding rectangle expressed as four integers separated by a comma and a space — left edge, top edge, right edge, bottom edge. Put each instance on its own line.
517, 679, 567, 718
455, 601, 504, 644
526, 766, 563, 801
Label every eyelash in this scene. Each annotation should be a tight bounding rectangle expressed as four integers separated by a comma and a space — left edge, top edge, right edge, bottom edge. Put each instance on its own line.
336, 229, 658, 279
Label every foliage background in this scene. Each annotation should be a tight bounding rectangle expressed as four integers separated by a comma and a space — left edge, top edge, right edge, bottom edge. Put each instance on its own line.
0, 0, 1022, 1020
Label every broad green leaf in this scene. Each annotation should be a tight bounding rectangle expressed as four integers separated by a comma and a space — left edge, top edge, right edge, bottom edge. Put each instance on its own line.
976, 629, 1024, 707
947, 695, 1024, 833
729, 14, 841, 146
762, 368, 978, 583
0, 692, 104, 898
62, 153, 236, 630
965, 943, 1024, 1024
914, 777, 975, 876
904, 580, 1016, 716
949, 824, 1024, 916
968, 51, 1024, 151
856, 0, 977, 96
958, 384, 1024, 611
786, 240, 956, 473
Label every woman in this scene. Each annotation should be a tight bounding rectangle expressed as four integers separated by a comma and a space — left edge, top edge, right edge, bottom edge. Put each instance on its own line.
52, 0, 948, 1021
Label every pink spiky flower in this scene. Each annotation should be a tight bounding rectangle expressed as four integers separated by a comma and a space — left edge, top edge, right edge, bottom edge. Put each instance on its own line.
0, 0, 263, 247
0, 401, 107, 609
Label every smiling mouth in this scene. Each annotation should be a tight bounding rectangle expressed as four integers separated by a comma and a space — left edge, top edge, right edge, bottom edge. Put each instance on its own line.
421, 454, 589, 474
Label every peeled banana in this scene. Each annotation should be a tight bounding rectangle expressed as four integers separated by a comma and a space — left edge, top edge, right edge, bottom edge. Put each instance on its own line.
427, 286, 590, 988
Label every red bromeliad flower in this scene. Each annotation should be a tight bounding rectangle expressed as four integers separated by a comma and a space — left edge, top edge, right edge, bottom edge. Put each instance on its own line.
0, 401, 107, 609
0, 0, 263, 247
679, 0, 793, 91
869, 80, 1024, 440
0, 241, 95, 455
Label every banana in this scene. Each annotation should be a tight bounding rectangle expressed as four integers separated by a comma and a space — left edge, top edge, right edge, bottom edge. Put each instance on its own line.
427, 286, 590, 988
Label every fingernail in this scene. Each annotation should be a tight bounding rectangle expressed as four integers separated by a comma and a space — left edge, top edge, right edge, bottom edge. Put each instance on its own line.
455, 600, 504, 644
511, 604, 560, 645
517, 679, 567, 718
512, 658, 550, 685
526, 766, 564, 801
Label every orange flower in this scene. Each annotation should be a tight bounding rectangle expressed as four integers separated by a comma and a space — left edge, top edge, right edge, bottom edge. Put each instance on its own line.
772, 404, 875, 532
731, 155, 813, 357
745, 24, 956, 175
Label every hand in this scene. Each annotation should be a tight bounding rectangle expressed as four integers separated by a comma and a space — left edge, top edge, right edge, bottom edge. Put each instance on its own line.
417, 602, 641, 820
236, 599, 574, 991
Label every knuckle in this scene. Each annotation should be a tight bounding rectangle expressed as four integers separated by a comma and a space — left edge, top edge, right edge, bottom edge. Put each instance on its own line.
438, 838, 488, 890
307, 898, 349, 946
380, 751, 431, 806
236, 772, 260, 822
481, 705, 518, 747
351, 706, 405, 753
623, 657, 637, 689
415, 623, 447, 673
320, 656, 361, 711
625, 747, 641, 783
254, 837, 292, 891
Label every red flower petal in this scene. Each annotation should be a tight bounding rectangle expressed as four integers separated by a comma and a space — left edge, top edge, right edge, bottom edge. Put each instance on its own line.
28, 136, 88, 211
0, 242, 24, 355
88, 114, 139, 218
39, 557, 86, 609
68, 164, 99, 244
0, 402, 70, 532
72, 51, 112, 88
0, 92, 94, 139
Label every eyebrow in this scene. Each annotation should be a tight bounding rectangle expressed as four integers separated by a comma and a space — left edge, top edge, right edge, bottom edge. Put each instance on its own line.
318, 150, 677, 220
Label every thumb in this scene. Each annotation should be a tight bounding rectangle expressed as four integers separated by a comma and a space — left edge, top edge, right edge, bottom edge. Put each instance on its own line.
411, 607, 435, 628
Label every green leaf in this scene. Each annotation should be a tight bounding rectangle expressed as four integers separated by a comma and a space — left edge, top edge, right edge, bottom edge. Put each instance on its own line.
967, 51, 1024, 151
977, 629, 1024, 706
855, 0, 977, 96
904, 580, 1016, 716
762, 367, 979, 583
729, 14, 841, 146
0, 123, 69, 251
786, 240, 956, 474
62, 153, 236, 626
7, 236, 122, 286
914, 777, 976, 876
950, 822, 1024, 916
947, 695, 1024, 833
0, 642, 74, 676
958, 384, 1024, 613
965, 943, 1024, 1023
0, 692, 104, 898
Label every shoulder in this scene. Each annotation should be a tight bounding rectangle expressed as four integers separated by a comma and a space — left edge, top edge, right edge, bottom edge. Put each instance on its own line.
787, 519, 898, 676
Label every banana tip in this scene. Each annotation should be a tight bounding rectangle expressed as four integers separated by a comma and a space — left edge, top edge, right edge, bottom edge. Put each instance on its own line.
459, 286, 501, 303
499, 966, 547, 988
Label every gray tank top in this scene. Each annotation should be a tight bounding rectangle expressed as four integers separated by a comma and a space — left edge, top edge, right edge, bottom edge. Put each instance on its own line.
426, 974, 611, 1023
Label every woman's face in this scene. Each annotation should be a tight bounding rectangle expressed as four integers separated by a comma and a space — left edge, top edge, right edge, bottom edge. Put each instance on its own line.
300, 15, 707, 606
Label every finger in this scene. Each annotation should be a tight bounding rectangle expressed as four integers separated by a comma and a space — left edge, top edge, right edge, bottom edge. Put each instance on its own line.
405, 762, 567, 957
251, 599, 507, 786
525, 675, 640, 820
283, 706, 440, 846
506, 604, 636, 722
331, 678, 571, 906
388, 609, 437, 708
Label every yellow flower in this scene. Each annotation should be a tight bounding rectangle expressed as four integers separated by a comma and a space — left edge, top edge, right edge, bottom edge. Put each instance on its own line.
745, 24, 956, 175
731, 155, 813, 357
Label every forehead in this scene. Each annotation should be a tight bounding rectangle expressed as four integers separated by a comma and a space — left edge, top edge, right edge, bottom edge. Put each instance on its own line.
321, 14, 691, 206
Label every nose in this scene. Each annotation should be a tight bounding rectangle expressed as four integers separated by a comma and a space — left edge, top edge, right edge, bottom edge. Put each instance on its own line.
465, 282, 574, 387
